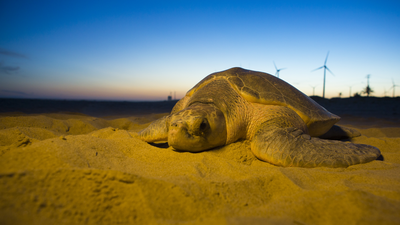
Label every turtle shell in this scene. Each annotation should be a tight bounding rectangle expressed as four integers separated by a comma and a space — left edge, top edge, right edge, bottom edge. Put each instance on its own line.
186, 67, 339, 137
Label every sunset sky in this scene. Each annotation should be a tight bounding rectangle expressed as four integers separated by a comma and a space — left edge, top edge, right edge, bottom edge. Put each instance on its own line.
1, 0, 399, 101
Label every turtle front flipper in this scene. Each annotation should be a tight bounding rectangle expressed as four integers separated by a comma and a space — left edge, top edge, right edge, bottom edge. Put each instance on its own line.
251, 122, 381, 168
138, 116, 169, 142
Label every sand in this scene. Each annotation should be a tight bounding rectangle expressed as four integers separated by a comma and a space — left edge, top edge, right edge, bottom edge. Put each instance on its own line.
1, 99, 400, 225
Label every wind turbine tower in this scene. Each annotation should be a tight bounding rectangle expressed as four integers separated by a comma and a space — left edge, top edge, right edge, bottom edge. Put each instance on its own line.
273, 62, 286, 78
311, 52, 334, 98
389, 79, 399, 97
310, 85, 318, 96
347, 84, 357, 97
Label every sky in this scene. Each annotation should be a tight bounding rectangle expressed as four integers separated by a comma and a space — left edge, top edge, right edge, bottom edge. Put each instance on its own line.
1, 0, 399, 101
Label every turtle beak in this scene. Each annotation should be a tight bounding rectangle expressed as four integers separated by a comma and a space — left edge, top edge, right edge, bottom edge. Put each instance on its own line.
170, 119, 187, 132
168, 118, 206, 152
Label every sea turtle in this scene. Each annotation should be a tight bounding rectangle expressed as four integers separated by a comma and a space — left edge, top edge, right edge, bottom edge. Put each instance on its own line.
139, 67, 381, 167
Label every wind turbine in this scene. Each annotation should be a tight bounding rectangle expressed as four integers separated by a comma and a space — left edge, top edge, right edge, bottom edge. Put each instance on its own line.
347, 84, 357, 97
389, 79, 399, 97
273, 61, 286, 78
311, 51, 334, 98
310, 85, 318, 96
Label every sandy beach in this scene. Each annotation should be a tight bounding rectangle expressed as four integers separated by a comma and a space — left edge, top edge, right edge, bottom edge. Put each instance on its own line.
1, 97, 400, 225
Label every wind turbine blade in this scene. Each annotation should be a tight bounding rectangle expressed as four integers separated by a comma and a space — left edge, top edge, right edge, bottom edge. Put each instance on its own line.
311, 66, 324, 72
324, 51, 330, 65
326, 67, 334, 76
280, 67, 287, 70
274, 61, 277, 70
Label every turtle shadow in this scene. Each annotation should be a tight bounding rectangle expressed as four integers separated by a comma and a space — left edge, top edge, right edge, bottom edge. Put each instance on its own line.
148, 142, 169, 149
148, 142, 222, 152
376, 154, 384, 161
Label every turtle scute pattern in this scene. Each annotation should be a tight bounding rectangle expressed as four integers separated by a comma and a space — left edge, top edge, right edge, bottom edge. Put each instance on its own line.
188, 67, 339, 137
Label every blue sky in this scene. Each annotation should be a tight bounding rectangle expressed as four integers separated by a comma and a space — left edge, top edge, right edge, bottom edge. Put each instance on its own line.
1, 0, 399, 100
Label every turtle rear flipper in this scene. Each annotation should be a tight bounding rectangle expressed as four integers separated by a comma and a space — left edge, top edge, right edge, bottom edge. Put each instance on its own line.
251, 124, 381, 168
138, 116, 169, 142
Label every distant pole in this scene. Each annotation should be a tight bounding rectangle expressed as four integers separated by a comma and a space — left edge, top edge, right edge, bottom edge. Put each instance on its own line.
366, 74, 370, 86
347, 85, 355, 97
323, 68, 326, 98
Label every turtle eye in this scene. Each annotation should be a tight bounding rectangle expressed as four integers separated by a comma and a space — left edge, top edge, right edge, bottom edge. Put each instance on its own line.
199, 119, 208, 132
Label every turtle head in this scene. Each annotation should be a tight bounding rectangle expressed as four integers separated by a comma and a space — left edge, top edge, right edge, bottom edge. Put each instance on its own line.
167, 103, 227, 152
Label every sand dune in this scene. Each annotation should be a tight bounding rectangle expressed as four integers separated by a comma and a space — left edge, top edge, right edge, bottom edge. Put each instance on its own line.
1, 99, 400, 224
